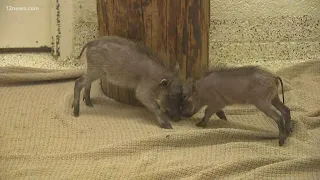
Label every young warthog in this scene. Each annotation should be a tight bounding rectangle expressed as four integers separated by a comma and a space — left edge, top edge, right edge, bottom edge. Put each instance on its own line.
72, 36, 182, 129
180, 66, 292, 146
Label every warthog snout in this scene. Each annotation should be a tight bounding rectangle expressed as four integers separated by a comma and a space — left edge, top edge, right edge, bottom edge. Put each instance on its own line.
166, 109, 181, 121
158, 80, 182, 122
180, 101, 195, 118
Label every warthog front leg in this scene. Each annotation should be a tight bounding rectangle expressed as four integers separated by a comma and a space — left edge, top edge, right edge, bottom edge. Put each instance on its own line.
197, 107, 220, 128
216, 110, 227, 121
135, 84, 173, 129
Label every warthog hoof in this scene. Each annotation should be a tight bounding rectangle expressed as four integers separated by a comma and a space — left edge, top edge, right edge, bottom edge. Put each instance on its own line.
196, 121, 207, 128
161, 122, 173, 129
85, 101, 94, 107
73, 109, 79, 117
279, 137, 285, 146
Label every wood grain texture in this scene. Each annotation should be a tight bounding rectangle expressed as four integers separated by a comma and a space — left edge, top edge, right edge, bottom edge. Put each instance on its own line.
97, 0, 209, 106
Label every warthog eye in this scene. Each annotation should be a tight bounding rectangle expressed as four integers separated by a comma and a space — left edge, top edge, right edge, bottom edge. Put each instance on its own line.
165, 109, 173, 117
182, 95, 188, 100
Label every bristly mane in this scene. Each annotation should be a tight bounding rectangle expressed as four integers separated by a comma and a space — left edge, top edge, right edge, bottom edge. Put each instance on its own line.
203, 65, 261, 77
100, 36, 172, 70
134, 41, 171, 69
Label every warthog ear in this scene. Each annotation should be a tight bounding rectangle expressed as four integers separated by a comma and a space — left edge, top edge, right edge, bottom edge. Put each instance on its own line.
172, 61, 181, 77
182, 85, 188, 94
181, 86, 189, 100
174, 61, 180, 72
186, 77, 194, 84
191, 83, 198, 94
160, 79, 169, 86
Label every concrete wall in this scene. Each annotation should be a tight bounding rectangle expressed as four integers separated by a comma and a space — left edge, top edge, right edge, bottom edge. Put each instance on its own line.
209, 0, 320, 70
50, 0, 99, 67
71, 0, 98, 66
73, 0, 320, 71
1, 0, 319, 71
0, 0, 52, 48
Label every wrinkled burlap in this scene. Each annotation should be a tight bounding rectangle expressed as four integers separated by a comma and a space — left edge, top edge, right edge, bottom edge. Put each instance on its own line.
0, 61, 320, 179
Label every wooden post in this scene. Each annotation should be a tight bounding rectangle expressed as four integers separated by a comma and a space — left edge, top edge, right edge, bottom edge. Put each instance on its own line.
97, 0, 210, 106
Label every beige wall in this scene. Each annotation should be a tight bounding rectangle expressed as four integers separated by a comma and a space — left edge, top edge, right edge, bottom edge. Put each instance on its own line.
69, 0, 98, 66
0, 0, 97, 68
72, 0, 320, 70
48, 0, 98, 67
209, 0, 320, 70
1, 0, 319, 70
0, 0, 52, 48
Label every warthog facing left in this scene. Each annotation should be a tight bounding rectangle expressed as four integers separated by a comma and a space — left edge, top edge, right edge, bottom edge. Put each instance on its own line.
180, 66, 292, 146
